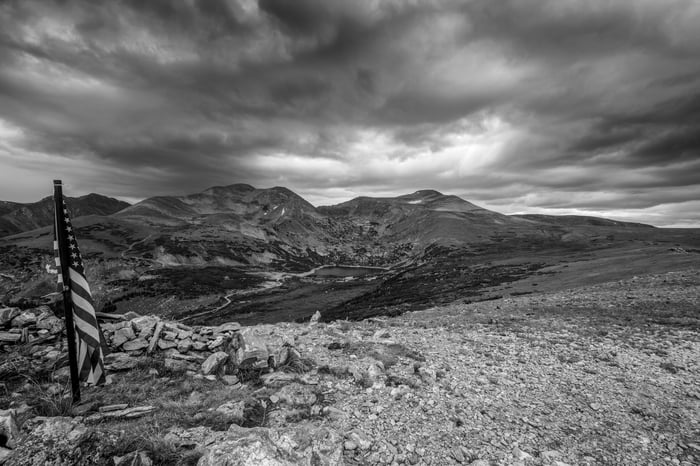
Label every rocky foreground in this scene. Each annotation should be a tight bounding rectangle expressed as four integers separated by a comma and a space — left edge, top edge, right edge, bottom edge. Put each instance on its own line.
1, 269, 699, 465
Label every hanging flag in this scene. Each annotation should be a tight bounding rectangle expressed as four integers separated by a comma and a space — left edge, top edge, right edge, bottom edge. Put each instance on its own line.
53, 182, 106, 387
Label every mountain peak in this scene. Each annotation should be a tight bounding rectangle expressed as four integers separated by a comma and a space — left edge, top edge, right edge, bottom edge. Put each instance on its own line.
202, 184, 256, 195
414, 189, 444, 197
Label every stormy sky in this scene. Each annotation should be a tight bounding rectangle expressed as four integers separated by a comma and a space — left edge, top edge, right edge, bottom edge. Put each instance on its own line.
1, 0, 699, 227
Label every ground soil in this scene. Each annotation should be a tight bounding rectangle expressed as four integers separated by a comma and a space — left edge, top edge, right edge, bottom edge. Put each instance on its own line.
311, 268, 700, 465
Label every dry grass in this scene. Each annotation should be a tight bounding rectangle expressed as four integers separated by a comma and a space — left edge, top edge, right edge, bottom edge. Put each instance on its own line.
99, 420, 203, 466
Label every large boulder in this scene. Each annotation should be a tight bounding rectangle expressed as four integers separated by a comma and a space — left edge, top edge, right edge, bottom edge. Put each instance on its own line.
235, 329, 270, 370
197, 423, 343, 466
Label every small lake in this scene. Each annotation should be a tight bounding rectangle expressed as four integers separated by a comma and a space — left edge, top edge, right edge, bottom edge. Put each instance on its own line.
312, 266, 387, 278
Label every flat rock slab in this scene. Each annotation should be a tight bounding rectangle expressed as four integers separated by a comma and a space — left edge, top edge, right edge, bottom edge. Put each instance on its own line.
104, 353, 142, 371
86, 406, 155, 423
99, 403, 129, 413
0, 332, 21, 343
122, 338, 149, 352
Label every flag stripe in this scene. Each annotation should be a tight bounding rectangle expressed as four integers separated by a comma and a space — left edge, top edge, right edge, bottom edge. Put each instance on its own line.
68, 268, 91, 292
69, 290, 101, 346
53, 196, 106, 386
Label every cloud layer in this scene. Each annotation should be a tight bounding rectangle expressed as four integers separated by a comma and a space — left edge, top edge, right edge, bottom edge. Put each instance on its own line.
1, 0, 699, 226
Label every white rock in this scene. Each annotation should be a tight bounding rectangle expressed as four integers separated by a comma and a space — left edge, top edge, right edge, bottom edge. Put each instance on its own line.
10, 310, 37, 328
213, 322, 241, 334
201, 351, 229, 375
221, 375, 240, 386
235, 330, 269, 369
130, 316, 159, 336
0, 408, 20, 449
0, 446, 12, 464
207, 336, 225, 350
215, 400, 245, 421
0, 307, 19, 326
309, 311, 321, 324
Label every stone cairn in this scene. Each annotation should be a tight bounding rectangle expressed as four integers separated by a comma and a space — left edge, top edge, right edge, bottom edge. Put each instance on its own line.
0, 305, 284, 384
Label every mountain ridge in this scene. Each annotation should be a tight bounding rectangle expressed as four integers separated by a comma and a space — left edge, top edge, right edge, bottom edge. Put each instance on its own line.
0, 193, 130, 237
1, 185, 660, 235
0, 183, 672, 287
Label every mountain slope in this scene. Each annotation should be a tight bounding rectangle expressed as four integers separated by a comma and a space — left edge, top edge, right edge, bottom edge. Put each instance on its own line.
112, 185, 333, 269
0, 194, 130, 237
512, 214, 655, 229
1, 186, 669, 272
116, 184, 319, 223
318, 189, 536, 248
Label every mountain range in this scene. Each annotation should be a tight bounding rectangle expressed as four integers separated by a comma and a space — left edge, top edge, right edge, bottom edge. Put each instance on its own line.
0, 184, 676, 269
1, 184, 699, 322
0, 184, 655, 268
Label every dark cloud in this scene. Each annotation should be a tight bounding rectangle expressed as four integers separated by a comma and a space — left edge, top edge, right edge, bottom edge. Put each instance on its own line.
0, 0, 699, 226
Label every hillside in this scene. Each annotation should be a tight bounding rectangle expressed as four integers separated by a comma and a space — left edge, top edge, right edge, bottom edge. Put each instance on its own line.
0, 194, 130, 237
512, 214, 655, 229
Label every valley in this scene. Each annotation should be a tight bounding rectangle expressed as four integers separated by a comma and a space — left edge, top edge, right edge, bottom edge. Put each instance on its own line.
1, 184, 700, 326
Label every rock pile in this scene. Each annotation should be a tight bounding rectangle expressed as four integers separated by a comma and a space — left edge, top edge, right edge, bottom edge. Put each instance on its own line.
0, 306, 63, 345
0, 307, 294, 379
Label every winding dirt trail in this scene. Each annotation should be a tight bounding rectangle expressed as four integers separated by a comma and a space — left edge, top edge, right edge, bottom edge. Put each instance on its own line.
120, 234, 154, 258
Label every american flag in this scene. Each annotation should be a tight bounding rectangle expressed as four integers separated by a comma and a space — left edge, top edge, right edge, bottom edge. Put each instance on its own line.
54, 198, 106, 386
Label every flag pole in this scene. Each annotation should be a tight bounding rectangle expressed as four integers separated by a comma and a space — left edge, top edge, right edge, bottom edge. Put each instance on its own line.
53, 180, 81, 403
